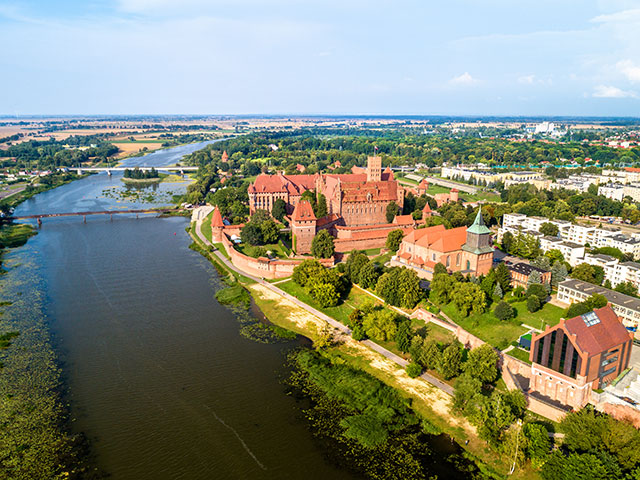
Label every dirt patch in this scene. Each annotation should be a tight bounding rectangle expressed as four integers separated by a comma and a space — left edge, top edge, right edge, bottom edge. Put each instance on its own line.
112, 142, 164, 158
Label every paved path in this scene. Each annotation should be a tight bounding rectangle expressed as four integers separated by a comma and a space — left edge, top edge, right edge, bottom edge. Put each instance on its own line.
191, 217, 454, 396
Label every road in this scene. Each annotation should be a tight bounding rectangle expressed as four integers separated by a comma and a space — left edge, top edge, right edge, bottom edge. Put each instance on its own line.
192, 215, 454, 396
0, 184, 27, 200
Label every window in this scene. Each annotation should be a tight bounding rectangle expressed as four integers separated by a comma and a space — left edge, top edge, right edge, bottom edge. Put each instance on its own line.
456, 253, 461, 266
466, 260, 471, 270
446, 256, 450, 267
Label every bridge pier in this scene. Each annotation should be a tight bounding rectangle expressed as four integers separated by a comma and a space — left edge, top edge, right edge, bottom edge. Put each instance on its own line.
110, 213, 113, 221
83, 215, 86, 223
37, 218, 42, 228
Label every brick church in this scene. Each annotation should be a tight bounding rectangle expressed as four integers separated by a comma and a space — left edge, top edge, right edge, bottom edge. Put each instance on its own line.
248, 156, 404, 227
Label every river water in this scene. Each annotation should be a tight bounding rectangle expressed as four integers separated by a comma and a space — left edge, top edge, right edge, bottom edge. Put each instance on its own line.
10, 142, 358, 480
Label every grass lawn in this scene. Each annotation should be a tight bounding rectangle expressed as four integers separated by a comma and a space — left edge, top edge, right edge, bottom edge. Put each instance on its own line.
441, 303, 528, 349
507, 347, 532, 364
201, 210, 214, 243
424, 184, 451, 195
278, 280, 385, 325
512, 300, 565, 330
371, 252, 393, 267
363, 247, 381, 256
236, 241, 289, 258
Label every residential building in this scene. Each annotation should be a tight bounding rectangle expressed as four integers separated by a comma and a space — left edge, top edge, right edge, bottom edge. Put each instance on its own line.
499, 213, 640, 262
584, 253, 640, 289
557, 279, 640, 335
598, 184, 625, 202
507, 262, 551, 288
392, 209, 494, 279
529, 305, 633, 408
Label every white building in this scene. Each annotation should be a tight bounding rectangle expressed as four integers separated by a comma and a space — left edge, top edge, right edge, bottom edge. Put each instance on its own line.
557, 279, 640, 335
598, 184, 625, 202
584, 253, 640, 289
499, 213, 640, 264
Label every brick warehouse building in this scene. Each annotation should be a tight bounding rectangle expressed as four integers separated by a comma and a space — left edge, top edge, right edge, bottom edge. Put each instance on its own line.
529, 305, 633, 408
508, 262, 552, 288
247, 156, 404, 227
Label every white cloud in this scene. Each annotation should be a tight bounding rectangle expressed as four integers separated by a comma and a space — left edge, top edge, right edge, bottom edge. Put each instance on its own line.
449, 72, 477, 86
518, 75, 535, 84
592, 85, 637, 98
617, 59, 640, 83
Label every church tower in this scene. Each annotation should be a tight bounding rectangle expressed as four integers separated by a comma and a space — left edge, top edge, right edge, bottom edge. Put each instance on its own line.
366, 156, 382, 182
462, 207, 494, 276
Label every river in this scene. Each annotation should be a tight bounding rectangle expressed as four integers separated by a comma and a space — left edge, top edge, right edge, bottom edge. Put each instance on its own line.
8, 142, 359, 480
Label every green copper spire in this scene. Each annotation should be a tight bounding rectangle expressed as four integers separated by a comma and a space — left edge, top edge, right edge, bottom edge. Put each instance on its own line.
467, 207, 491, 235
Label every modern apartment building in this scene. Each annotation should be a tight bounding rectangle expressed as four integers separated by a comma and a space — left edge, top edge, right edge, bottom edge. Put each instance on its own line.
557, 279, 640, 335
499, 213, 640, 262
584, 253, 640, 289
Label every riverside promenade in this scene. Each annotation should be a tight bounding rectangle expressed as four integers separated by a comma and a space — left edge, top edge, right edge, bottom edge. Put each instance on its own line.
192, 214, 454, 396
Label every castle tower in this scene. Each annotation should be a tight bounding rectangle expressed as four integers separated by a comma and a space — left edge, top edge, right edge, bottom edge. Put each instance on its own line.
291, 200, 317, 255
450, 188, 459, 202
221, 150, 229, 163
366, 156, 382, 182
211, 206, 225, 243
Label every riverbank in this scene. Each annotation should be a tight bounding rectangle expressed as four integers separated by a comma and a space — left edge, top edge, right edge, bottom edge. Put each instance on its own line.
0, 172, 86, 210
187, 220, 538, 479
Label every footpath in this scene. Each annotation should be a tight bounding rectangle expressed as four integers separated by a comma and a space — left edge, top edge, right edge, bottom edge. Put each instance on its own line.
192, 217, 454, 395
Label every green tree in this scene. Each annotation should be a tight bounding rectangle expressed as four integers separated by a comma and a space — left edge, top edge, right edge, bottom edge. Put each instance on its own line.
363, 309, 398, 341
570, 263, 599, 284
494, 300, 515, 321
272, 198, 287, 222
531, 255, 551, 271
566, 293, 608, 317
493, 282, 503, 299
293, 259, 325, 287
453, 373, 482, 413
545, 249, 565, 264
439, 344, 462, 379
399, 268, 423, 309
429, 273, 456, 304
614, 281, 638, 297
240, 222, 263, 245
501, 231, 515, 253
358, 261, 380, 289
464, 344, 499, 384
309, 281, 340, 307
311, 230, 335, 258
527, 294, 541, 313
451, 282, 486, 316
314, 193, 327, 218
526, 283, 548, 302
539, 222, 559, 236
386, 201, 399, 223
421, 340, 442, 370
395, 320, 413, 353
551, 262, 568, 287
345, 250, 369, 284
433, 262, 448, 276
522, 423, 550, 465
385, 229, 404, 252
260, 219, 280, 244
527, 269, 543, 286
494, 263, 512, 292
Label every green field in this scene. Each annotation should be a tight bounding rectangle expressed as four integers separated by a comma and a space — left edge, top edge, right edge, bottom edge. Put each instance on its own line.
507, 347, 532, 364
441, 303, 528, 349
278, 279, 383, 325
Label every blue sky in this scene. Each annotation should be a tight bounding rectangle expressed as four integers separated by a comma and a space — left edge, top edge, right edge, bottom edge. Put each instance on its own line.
1, 0, 640, 116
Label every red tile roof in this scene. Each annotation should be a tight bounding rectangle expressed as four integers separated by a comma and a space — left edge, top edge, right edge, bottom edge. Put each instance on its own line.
564, 305, 632, 356
393, 215, 415, 226
248, 173, 317, 194
291, 200, 316, 222
211, 206, 224, 227
340, 180, 399, 202
402, 224, 467, 253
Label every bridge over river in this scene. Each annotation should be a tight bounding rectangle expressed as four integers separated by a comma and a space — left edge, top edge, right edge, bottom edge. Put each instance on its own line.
9, 207, 179, 224
68, 166, 198, 175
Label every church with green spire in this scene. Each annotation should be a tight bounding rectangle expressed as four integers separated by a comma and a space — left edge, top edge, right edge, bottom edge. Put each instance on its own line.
391, 206, 495, 280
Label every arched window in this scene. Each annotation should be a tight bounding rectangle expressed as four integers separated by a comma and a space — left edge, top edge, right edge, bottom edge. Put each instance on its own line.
446, 256, 450, 267
456, 253, 461, 266
466, 260, 471, 270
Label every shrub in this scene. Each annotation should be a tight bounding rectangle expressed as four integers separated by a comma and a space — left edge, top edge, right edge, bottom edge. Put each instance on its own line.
406, 362, 423, 378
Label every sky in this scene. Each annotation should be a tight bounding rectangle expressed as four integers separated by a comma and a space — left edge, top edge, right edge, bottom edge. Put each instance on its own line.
1, 0, 640, 116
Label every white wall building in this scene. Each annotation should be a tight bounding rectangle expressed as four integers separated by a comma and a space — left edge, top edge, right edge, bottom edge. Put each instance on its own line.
499, 213, 640, 264
598, 184, 625, 202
